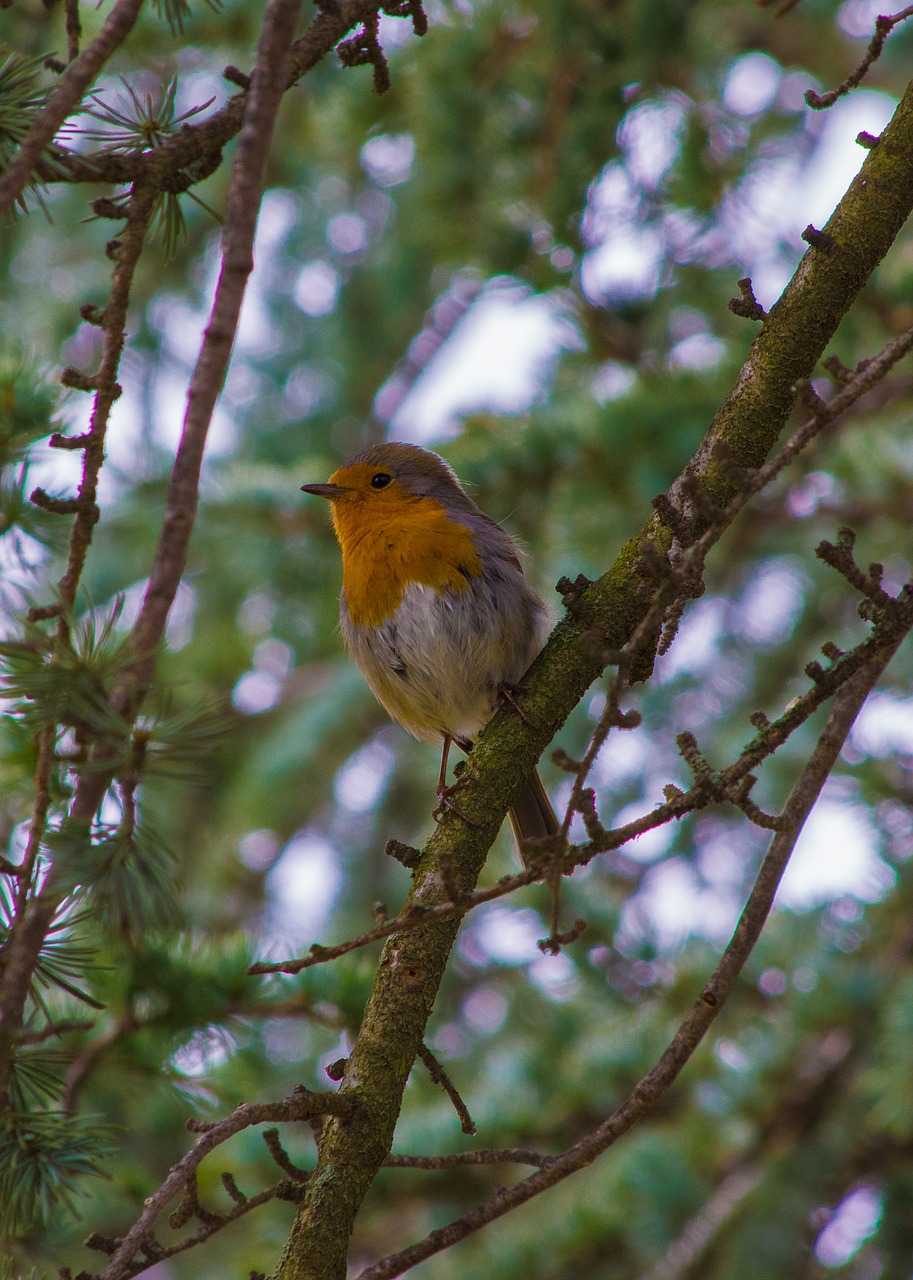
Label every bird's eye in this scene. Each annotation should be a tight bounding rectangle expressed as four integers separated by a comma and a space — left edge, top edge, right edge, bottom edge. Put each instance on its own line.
370, 472, 393, 489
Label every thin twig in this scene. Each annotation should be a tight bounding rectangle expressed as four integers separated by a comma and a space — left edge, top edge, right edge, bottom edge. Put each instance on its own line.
16, 1018, 95, 1045
559, 322, 913, 848
806, 6, 913, 110
55, 183, 159, 627
354, 644, 907, 1280
417, 1043, 475, 1136
15, 726, 54, 909
64, 0, 82, 62
0, 0, 146, 213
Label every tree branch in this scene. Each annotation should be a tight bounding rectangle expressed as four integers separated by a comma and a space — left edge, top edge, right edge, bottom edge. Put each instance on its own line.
0, 0, 146, 214
98, 1087, 353, 1280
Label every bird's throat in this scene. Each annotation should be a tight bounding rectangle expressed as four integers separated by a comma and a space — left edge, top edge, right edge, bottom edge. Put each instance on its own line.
333, 495, 482, 627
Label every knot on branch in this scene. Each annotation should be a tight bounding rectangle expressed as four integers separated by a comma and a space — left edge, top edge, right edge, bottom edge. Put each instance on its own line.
802, 224, 834, 252
795, 378, 826, 417
728, 277, 766, 322
91, 195, 127, 220
537, 917, 586, 956
552, 747, 582, 774
275, 1180, 308, 1203
556, 573, 592, 616
85, 1232, 122, 1254
817, 532, 895, 616
169, 1172, 221, 1230
223, 64, 251, 89
856, 130, 880, 149
575, 786, 606, 843
79, 302, 106, 326
384, 838, 421, 869
657, 574, 705, 657
677, 732, 725, 803
60, 366, 97, 393
823, 353, 854, 385
652, 491, 693, 542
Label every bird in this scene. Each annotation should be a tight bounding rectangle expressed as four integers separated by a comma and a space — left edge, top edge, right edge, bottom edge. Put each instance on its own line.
301, 441, 559, 849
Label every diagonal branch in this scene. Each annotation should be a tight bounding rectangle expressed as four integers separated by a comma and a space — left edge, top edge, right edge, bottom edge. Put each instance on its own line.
354, 641, 907, 1280
0, 0, 146, 213
32, 0, 422, 192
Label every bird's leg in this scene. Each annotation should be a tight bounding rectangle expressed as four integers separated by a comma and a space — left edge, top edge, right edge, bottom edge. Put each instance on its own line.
432, 735, 481, 828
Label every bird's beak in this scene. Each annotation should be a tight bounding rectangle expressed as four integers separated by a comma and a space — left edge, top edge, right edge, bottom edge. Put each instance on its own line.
301, 482, 349, 499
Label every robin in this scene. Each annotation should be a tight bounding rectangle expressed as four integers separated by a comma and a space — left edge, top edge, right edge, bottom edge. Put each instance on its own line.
301, 442, 559, 847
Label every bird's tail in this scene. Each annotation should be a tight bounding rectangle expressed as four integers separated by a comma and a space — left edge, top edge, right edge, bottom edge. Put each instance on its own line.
508, 767, 560, 858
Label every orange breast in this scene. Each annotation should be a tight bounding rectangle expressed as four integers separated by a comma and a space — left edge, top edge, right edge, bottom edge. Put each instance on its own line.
333, 494, 482, 628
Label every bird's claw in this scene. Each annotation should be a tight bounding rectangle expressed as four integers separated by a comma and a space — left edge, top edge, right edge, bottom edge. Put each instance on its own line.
498, 681, 535, 727
432, 778, 482, 828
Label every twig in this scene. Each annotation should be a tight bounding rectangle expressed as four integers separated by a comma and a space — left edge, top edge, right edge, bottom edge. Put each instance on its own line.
99, 1088, 353, 1280
637, 1027, 856, 1280
0, 0, 305, 1129
354, 644, 907, 1280
55, 183, 159, 627
557, 321, 913, 852
15, 726, 54, 908
64, 0, 82, 62
728, 277, 767, 321
806, 6, 913, 110
0, 0, 146, 213
417, 1043, 475, 1136
637, 1164, 764, 1280
16, 1018, 95, 1045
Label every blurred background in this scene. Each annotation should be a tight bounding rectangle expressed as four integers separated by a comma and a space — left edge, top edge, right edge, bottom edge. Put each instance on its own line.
2, 0, 913, 1275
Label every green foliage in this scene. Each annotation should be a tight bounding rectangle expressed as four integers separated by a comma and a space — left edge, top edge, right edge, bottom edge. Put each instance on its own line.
48, 816, 179, 939
8, 1050, 68, 1111
153, 0, 223, 37
0, 348, 57, 468
0, 1109, 111, 1237
0, 48, 51, 215
80, 77, 220, 254
0, 602, 133, 742
0, 885, 103, 1013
